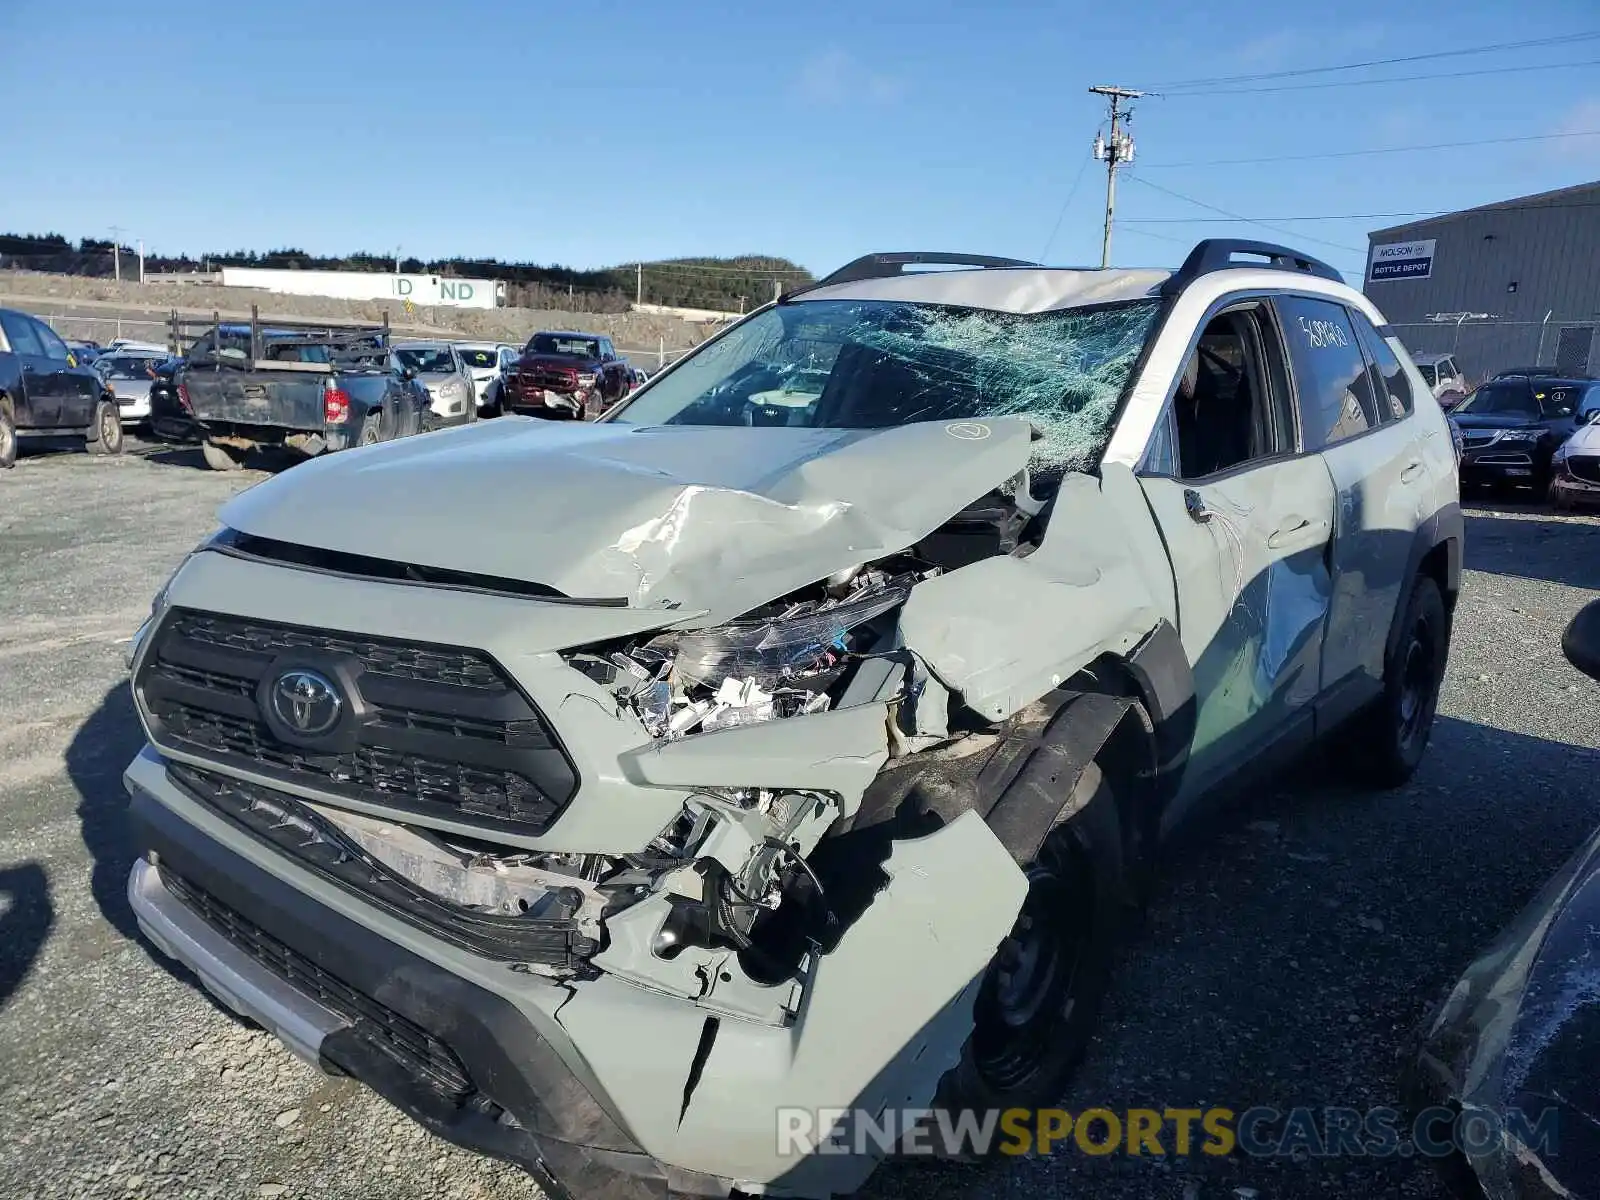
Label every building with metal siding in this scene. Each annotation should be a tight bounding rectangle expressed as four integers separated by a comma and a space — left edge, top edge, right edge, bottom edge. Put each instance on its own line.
1363, 181, 1600, 385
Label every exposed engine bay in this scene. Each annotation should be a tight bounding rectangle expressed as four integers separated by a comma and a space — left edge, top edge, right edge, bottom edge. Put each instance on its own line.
272, 487, 1041, 999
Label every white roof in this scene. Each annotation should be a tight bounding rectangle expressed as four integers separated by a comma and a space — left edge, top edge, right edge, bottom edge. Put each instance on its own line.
796, 267, 1172, 314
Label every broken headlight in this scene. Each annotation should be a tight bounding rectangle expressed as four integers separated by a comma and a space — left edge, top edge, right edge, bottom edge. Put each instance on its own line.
580, 571, 916, 739
671, 579, 909, 689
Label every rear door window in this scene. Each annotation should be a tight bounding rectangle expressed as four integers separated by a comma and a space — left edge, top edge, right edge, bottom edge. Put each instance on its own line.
1274, 296, 1381, 450
1351, 315, 1413, 420
0, 311, 45, 357
32, 320, 72, 363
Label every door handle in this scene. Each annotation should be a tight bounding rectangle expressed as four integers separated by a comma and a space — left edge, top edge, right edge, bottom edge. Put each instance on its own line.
1400, 459, 1425, 484
1267, 517, 1332, 550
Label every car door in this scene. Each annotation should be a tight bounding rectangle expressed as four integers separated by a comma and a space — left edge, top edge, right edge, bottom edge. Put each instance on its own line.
1275, 296, 1427, 727
1138, 297, 1338, 812
0, 310, 61, 427
32, 318, 98, 428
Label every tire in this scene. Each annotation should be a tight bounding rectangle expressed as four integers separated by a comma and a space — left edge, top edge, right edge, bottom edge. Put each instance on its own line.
87, 399, 124, 456
932, 762, 1124, 1127
0, 405, 15, 469
359, 412, 383, 446
201, 439, 243, 472
1345, 575, 1449, 789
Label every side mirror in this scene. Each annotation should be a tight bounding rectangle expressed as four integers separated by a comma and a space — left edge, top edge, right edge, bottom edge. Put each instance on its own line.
1563, 598, 1600, 682
401, 366, 417, 381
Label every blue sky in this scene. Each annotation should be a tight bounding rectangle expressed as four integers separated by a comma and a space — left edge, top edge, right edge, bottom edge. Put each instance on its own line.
2, 0, 1597, 279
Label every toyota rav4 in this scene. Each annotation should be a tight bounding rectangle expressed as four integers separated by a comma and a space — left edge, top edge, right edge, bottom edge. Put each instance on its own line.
123, 240, 1461, 1200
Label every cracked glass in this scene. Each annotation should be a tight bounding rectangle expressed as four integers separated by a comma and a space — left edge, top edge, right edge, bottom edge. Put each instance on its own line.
608, 298, 1162, 473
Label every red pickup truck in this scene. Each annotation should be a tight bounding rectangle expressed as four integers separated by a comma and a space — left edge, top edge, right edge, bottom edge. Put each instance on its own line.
502, 330, 631, 420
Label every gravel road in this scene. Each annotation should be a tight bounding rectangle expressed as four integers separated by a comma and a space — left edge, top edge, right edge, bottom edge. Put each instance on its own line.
1, 440, 1596, 1200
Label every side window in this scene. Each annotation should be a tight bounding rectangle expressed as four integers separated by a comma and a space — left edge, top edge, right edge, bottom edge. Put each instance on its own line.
601, 338, 616, 362
0, 311, 45, 357
1275, 296, 1381, 450
1164, 303, 1295, 479
1351, 314, 1413, 420
32, 319, 71, 362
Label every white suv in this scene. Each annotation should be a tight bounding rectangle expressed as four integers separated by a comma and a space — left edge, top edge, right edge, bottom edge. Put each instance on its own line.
124, 240, 1460, 1200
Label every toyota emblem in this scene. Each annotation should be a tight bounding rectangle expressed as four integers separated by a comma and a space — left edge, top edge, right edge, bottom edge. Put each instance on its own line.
270, 668, 343, 737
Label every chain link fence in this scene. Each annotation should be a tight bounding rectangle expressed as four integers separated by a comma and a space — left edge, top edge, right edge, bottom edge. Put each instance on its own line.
1387, 318, 1598, 388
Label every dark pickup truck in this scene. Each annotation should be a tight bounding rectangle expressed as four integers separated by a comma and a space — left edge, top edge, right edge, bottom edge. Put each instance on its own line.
502, 329, 631, 420
171, 312, 432, 471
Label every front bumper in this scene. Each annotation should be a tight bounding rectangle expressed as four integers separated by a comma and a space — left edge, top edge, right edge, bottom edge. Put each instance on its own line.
1458, 448, 1540, 485
124, 743, 1026, 1200
1551, 466, 1600, 506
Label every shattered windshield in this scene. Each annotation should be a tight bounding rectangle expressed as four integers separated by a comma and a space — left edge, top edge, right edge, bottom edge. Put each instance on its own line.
607, 298, 1162, 470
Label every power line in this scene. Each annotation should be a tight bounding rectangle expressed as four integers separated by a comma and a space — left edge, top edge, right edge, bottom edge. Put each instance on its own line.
1038, 152, 1095, 261
1139, 128, 1600, 168
1148, 31, 1600, 88
1163, 57, 1600, 96
1125, 211, 1447, 224
1123, 175, 1363, 252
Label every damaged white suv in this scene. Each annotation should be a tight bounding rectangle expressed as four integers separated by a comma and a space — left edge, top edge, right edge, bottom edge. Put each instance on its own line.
123, 240, 1461, 1200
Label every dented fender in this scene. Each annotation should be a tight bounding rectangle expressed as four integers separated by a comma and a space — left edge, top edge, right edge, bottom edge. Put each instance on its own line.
899, 471, 1171, 723
557, 809, 1028, 1192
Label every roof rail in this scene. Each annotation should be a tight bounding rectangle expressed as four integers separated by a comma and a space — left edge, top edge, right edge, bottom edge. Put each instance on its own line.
1160, 239, 1343, 296
786, 251, 1040, 299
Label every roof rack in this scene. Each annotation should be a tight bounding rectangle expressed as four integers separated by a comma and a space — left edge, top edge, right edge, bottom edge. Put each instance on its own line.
785, 251, 1040, 299
1159, 239, 1343, 296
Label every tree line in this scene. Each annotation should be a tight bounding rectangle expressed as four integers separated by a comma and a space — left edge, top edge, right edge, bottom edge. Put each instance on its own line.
0, 233, 813, 314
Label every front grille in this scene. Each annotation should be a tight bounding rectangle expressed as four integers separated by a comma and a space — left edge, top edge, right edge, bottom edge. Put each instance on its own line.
1461, 431, 1498, 449
1569, 455, 1600, 485
173, 611, 503, 689
161, 868, 475, 1105
136, 609, 579, 835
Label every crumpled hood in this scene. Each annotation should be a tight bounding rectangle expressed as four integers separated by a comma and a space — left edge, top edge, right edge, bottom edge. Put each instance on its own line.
219, 417, 1035, 623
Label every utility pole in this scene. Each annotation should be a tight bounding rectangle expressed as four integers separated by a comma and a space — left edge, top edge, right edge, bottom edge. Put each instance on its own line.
109, 225, 125, 283
636, 262, 643, 306
1088, 86, 1142, 269
137, 239, 146, 285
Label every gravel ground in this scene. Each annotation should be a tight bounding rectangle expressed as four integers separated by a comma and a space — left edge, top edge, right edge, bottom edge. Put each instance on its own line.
1, 440, 1597, 1200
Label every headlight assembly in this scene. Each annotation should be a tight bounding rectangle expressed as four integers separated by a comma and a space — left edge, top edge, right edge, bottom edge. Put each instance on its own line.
1496, 429, 1540, 443
572, 570, 922, 740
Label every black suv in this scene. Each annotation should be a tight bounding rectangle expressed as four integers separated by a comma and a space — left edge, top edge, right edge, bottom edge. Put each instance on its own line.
1450, 375, 1599, 493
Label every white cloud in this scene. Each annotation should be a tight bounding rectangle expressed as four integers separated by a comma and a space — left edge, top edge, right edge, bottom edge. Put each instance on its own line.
793, 49, 904, 106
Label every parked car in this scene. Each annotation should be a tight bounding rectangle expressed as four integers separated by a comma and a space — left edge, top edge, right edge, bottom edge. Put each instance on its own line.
393, 340, 477, 427
452, 341, 518, 416
1403, 595, 1600, 1199
105, 338, 169, 356
1449, 375, 1595, 494
177, 318, 431, 470
143, 357, 192, 442
123, 240, 1459, 1200
0, 306, 122, 468
628, 365, 651, 390
1548, 397, 1600, 510
66, 339, 103, 366
94, 351, 166, 426
1411, 352, 1468, 407
502, 329, 631, 419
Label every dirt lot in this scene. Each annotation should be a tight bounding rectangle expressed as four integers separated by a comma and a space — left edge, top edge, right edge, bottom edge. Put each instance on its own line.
1, 439, 1598, 1200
